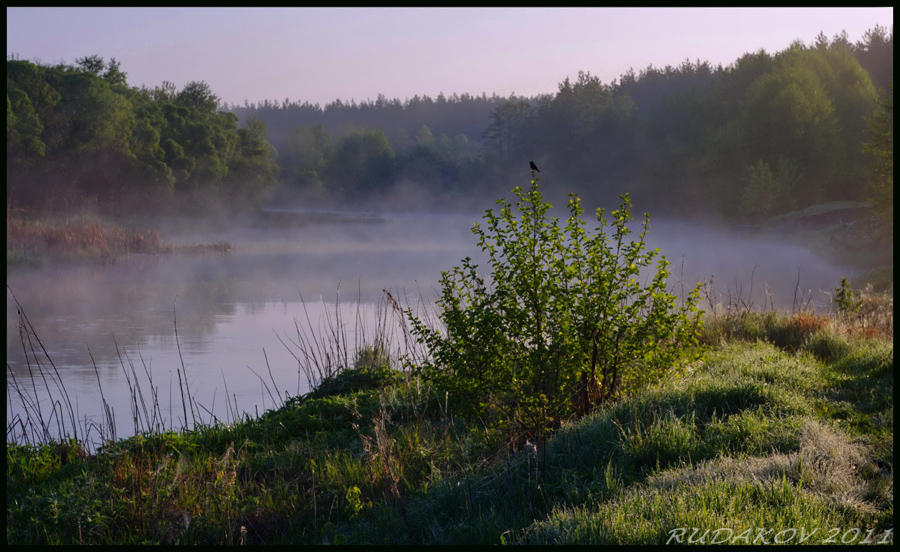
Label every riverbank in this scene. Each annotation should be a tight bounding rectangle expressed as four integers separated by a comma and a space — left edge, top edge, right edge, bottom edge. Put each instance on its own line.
758, 202, 893, 292
7, 304, 892, 544
5, 205, 405, 268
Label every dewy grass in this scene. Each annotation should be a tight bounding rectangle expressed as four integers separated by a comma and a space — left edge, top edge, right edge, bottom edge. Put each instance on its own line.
518, 420, 887, 545
7, 293, 893, 544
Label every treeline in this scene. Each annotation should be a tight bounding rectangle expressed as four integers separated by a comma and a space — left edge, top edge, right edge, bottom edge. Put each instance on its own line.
543, 27, 892, 218
7, 26, 893, 221
226, 92, 511, 154
226, 93, 514, 205
232, 26, 892, 220
617, 27, 893, 219
7, 55, 278, 215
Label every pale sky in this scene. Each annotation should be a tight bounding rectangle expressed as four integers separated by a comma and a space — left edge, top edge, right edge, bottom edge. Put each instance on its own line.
6, 7, 894, 107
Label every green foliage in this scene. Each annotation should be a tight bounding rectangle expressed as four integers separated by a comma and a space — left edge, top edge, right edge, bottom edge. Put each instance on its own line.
723, 42, 877, 209
482, 99, 533, 165
7, 324, 891, 544
213, 27, 888, 216
75, 54, 105, 75
225, 115, 279, 205
58, 71, 133, 156
280, 123, 332, 191
101, 58, 127, 88
409, 178, 703, 439
402, 341, 889, 545
306, 365, 404, 401
852, 24, 893, 90
863, 83, 893, 236
6, 58, 278, 215
801, 328, 854, 363
345, 485, 372, 517
175, 80, 220, 114
738, 158, 799, 220
527, 72, 637, 199
415, 124, 436, 147
6, 84, 46, 161
834, 276, 864, 315
325, 128, 395, 197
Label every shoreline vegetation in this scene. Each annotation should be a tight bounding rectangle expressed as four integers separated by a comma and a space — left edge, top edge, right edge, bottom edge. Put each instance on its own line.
6, 182, 892, 544
6, 287, 893, 544
6, 207, 399, 268
6, 211, 232, 267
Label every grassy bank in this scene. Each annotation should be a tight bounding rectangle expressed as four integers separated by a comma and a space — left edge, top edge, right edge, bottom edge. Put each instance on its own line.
7, 302, 892, 544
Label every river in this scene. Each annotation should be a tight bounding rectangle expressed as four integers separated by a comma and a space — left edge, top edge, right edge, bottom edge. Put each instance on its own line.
6, 208, 854, 447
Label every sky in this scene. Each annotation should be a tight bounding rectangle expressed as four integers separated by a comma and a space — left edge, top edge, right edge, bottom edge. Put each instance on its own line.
6, 7, 894, 107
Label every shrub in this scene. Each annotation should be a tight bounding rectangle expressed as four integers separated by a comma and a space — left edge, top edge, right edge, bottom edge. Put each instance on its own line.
833, 277, 863, 315
408, 178, 703, 442
833, 279, 893, 340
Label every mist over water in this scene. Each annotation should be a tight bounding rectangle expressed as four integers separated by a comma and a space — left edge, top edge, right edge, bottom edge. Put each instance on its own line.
6, 211, 479, 443
7, 206, 856, 444
644, 218, 850, 310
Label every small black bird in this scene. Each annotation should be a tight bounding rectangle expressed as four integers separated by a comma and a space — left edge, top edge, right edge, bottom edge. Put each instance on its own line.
530, 161, 540, 172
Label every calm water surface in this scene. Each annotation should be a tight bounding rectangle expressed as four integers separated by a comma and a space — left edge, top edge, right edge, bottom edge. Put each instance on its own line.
7, 212, 476, 444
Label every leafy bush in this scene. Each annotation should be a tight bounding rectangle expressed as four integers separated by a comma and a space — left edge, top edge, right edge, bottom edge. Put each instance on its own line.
408, 178, 703, 441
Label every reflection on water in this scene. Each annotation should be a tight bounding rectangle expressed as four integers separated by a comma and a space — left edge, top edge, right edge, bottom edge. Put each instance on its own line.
7, 212, 477, 444
7, 210, 856, 445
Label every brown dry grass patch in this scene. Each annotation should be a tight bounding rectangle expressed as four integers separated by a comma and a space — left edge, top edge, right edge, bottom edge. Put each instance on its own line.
8, 216, 171, 258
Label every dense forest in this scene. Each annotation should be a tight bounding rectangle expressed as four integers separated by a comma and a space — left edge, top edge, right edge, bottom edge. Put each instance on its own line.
7, 55, 278, 215
7, 26, 893, 223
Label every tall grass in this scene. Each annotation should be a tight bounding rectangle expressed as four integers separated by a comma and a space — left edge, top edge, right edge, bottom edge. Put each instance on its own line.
698, 270, 892, 349
7, 211, 234, 266
6, 283, 428, 452
6, 286, 207, 450
279, 286, 422, 395
7, 216, 168, 259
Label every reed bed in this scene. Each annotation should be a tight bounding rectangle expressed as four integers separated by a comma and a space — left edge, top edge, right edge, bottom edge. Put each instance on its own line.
7, 214, 236, 265
8, 217, 169, 257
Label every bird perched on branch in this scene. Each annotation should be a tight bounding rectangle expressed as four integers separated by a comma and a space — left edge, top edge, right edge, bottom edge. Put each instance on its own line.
530, 161, 540, 172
